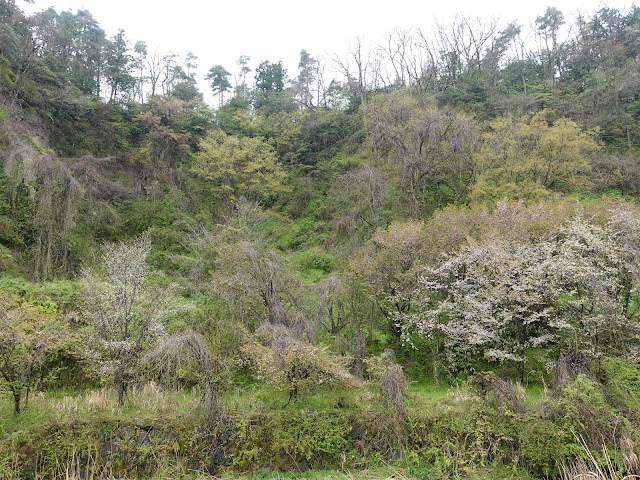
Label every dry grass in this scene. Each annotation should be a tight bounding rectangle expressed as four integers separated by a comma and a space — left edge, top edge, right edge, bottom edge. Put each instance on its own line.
3, 444, 112, 480
51, 382, 196, 418
562, 435, 640, 480
0, 382, 199, 433
445, 382, 473, 402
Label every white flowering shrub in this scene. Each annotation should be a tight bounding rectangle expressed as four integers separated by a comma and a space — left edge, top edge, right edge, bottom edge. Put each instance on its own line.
398, 212, 640, 381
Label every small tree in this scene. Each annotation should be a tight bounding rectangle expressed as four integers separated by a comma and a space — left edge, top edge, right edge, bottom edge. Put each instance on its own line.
82, 231, 185, 405
242, 323, 359, 405
0, 296, 61, 414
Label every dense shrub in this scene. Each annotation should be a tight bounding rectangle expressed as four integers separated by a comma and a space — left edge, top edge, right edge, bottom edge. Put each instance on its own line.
231, 412, 353, 470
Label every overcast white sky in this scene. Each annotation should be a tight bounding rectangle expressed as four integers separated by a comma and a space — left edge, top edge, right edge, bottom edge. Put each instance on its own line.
20, 0, 635, 105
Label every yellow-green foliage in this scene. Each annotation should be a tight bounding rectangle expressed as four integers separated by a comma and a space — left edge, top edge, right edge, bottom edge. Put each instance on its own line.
472, 110, 601, 203
254, 109, 307, 164
191, 129, 291, 207
0, 294, 67, 414
242, 324, 360, 400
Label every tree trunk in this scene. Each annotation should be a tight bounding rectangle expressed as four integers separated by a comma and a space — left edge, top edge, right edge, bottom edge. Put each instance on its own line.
13, 391, 21, 415
433, 343, 440, 388
204, 380, 219, 417
517, 360, 524, 385
117, 381, 127, 406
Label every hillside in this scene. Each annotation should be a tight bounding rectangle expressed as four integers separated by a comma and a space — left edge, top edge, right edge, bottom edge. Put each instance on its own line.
1, 1, 640, 479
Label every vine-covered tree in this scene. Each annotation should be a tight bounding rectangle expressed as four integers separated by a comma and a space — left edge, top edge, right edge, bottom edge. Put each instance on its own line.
363, 92, 477, 215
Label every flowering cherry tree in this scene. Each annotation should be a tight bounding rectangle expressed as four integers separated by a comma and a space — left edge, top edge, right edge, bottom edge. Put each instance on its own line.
83, 231, 186, 405
544, 217, 639, 358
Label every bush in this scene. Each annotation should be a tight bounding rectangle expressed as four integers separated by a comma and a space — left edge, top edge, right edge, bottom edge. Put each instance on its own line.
232, 411, 353, 470
242, 324, 360, 404
600, 357, 640, 411
518, 415, 570, 476
550, 375, 617, 449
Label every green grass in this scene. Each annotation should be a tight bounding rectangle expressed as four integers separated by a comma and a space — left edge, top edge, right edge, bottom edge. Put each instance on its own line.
215, 465, 420, 479
221, 383, 376, 414
522, 384, 548, 407
408, 380, 471, 412
409, 380, 451, 400
0, 383, 200, 435
409, 378, 549, 406
1, 380, 550, 437
212, 462, 536, 480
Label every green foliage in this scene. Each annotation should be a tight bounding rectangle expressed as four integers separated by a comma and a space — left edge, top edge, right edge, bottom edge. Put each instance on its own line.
232, 412, 353, 470
0, 244, 19, 275
0, 295, 67, 414
550, 375, 617, 449
191, 129, 291, 208
290, 247, 336, 283
254, 109, 308, 164
472, 111, 601, 203
0, 55, 15, 88
0, 415, 205, 479
123, 193, 181, 234
518, 415, 569, 476
0, 164, 20, 248
274, 214, 327, 250
599, 357, 640, 410
299, 109, 362, 165
0, 276, 80, 312
216, 96, 254, 136
205, 64, 231, 104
